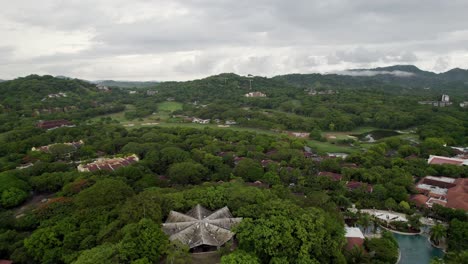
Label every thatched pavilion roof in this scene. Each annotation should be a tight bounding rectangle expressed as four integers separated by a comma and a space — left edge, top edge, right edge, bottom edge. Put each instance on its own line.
162, 204, 242, 249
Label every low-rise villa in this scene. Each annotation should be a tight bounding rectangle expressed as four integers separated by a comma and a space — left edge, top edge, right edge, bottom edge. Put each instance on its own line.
344, 227, 365, 251
32, 140, 84, 152
427, 155, 468, 166
77, 154, 139, 172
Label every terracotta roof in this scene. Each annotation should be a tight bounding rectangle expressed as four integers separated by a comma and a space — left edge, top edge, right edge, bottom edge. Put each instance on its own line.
428, 155, 467, 166
346, 181, 373, 192
446, 178, 468, 210
318, 171, 343, 181
345, 237, 364, 251
410, 194, 429, 207
37, 119, 73, 129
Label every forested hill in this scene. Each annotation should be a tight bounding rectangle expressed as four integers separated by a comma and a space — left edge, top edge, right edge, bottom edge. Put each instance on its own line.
0, 75, 98, 110
0, 75, 128, 132
274, 65, 468, 95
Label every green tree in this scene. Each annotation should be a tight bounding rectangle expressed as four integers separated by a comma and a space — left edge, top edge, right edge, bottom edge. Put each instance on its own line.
75, 179, 134, 208
233, 158, 264, 182
118, 218, 169, 263
345, 245, 370, 264
221, 250, 260, 264
448, 219, 468, 251
430, 224, 446, 246
24, 227, 63, 264
166, 240, 191, 264
119, 190, 163, 224
74, 243, 119, 264
357, 213, 371, 234
1, 187, 28, 208
168, 161, 208, 185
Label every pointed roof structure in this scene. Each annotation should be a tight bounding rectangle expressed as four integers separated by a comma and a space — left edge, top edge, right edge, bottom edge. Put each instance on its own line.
162, 205, 242, 249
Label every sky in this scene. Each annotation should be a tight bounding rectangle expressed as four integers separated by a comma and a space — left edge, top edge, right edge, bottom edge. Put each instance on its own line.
0, 0, 467, 81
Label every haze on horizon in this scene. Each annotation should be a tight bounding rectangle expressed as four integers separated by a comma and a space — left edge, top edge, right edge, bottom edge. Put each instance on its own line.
1, 0, 467, 81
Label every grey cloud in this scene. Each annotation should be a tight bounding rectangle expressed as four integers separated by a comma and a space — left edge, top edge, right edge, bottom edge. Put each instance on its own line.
1, 0, 468, 80
336, 70, 415, 77
327, 47, 418, 65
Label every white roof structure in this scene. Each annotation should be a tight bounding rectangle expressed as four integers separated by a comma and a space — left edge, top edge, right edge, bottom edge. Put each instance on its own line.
425, 176, 456, 183
162, 205, 242, 249
416, 184, 448, 195
345, 227, 364, 239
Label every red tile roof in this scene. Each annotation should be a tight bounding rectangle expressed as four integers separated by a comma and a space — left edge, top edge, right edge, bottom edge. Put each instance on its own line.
345, 237, 364, 251
428, 155, 466, 166
346, 181, 373, 192
37, 119, 73, 129
446, 178, 468, 210
318, 171, 343, 181
410, 194, 429, 207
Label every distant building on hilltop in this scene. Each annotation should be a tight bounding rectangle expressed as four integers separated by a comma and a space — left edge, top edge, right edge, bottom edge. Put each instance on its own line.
441, 94, 450, 102
418, 94, 452, 107
245, 92, 266, 98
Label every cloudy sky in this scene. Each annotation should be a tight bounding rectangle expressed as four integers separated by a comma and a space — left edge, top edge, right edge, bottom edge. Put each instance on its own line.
1, 0, 467, 81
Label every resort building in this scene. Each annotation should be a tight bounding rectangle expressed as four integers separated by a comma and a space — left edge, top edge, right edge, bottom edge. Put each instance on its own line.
162, 205, 242, 252
37, 120, 75, 130
412, 176, 468, 210
32, 140, 84, 152
344, 226, 365, 251
427, 155, 468, 166
77, 154, 139, 172
245, 92, 266, 98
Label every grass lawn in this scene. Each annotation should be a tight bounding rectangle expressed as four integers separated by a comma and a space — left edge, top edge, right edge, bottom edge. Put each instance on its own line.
157, 101, 183, 112
88, 105, 373, 154
307, 140, 360, 153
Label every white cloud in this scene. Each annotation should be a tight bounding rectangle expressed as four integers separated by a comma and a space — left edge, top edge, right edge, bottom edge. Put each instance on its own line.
0, 0, 467, 80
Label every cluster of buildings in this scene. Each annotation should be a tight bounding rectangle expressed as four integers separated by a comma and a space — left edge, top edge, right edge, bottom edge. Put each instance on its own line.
96, 84, 110, 91
77, 154, 139, 172
411, 176, 468, 210
146, 90, 158, 96
287, 132, 310, 138
36, 120, 75, 130
33, 106, 78, 116
41, 92, 67, 101
307, 89, 338, 96
192, 117, 211, 124
418, 94, 452, 107
245, 92, 267, 98
410, 153, 468, 210
31, 140, 84, 153
317, 171, 373, 192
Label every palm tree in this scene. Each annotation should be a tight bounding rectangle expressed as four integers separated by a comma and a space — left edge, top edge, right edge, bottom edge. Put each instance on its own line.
430, 224, 446, 246
357, 213, 371, 234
